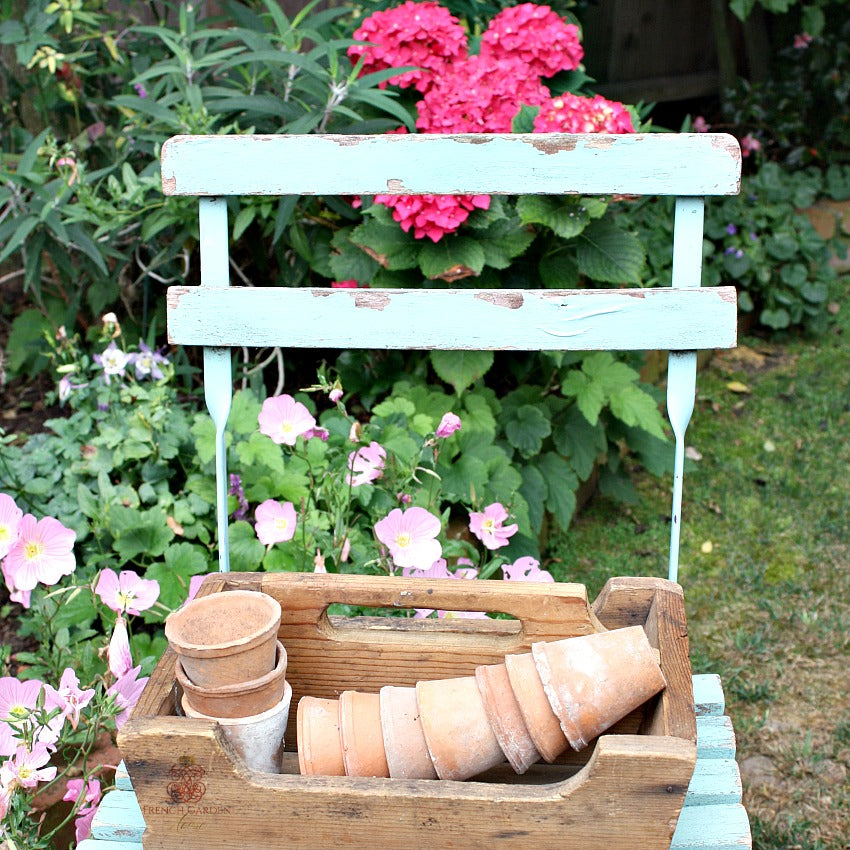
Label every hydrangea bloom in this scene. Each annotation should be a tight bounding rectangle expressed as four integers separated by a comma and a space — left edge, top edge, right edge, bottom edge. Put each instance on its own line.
479, 3, 583, 77
3, 514, 76, 591
374, 192, 491, 242
468, 502, 518, 550
435, 412, 461, 438
348, 0, 468, 93
502, 555, 554, 582
346, 441, 387, 487
533, 93, 635, 134
44, 668, 95, 730
93, 341, 129, 385
258, 394, 316, 445
95, 569, 160, 615
374, 506, 442, 570
64, 778, 102, 843
0, 493, 22, 560
254, 499, 297, 545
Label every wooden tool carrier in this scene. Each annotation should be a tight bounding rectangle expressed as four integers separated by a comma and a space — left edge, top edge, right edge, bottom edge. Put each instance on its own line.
119, 132, 742, 849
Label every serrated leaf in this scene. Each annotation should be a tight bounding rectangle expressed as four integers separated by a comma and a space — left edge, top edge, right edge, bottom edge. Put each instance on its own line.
439, 453, 489, 502
430, 350, 494, 395
519, 464, 547, 534
477, 218, 535, 269
561, 369, 606, 425
228, 520, 265, 572
536, 452, 578, 529
609, 383, 666, 438
330, 228, 380, 284
462, 394, 497, 436
576, 219, 645, 283
512, 103, 540, 133
235, 430, 285, 474
146, 543, 208, 611
418, 237, 485, 279
351, 218, 420, 270
517, 196, 597, 240
504, 404, 552, 459
583, 351, 639, 392
539, 251, 580, 287
552, 404, 606, 480
111, 507, 174, 562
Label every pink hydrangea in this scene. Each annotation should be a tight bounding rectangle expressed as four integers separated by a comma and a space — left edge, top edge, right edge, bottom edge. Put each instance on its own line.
374, 506, 442, 570
0, 493, 23, 560
469, 502, 518, 550
479, 3, 583, 77
346, 441, 387, 486
416, 53, 550, 134
348, 0, 468, 93
502, 555, 554, 582
95, 569, 160, 615
374, 192, 491, 242
3, 514, 76, 592
258, 394, 316, 445
254, 499, 297, 545
435, 412, 461, 438
64, 777, 102, 843
533, 93, 635, 134
331, 279, 359, 288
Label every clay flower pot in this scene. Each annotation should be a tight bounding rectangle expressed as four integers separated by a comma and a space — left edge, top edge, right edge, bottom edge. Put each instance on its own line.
379, 686, 437, 780
416, 676, 505, 781
475, 662, 540, 775
531, 625, 666, 751
339, 691, 390, 778
180, 681, 292, 774
503, 651, 569, 763
165, 589, 282, 688
297, 696, 345, 776
176, 640, 287, 719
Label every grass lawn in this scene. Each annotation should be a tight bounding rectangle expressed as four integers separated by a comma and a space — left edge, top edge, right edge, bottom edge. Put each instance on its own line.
546, 290, 850, 849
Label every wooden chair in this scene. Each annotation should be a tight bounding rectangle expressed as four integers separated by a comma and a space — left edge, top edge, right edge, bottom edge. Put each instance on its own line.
83, 132, 751, 849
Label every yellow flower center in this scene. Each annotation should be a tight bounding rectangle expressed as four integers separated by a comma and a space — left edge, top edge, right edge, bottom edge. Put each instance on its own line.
280, 421, 294, 434
18, 765, 33, 780
117, 590, 134, 609
274, 518, 289, 532
481, 518, 496, 534
8, 703, 30, 721
23, 541, 44, 561
395, 532, 411, 548
0, 525, 9, 542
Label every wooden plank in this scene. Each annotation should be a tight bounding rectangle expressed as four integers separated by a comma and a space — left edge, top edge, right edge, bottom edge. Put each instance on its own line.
671, 803, 752, 848
77, 841, 142, 850
115, 761, 133, 791
692, 674, 725, 718
684, 759, 742, 807
160, 133, 741, 197
90, 789, 145, 842
167, 286, 738, 351
696, 716, 737, 760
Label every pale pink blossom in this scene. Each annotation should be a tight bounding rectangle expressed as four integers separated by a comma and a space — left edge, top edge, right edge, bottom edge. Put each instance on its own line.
502, 556, 554, 583
340, 537, 351, 562
0, 721, 18, 757
741, 133, 762, 157
1, 743, 56, 790
95, 569, 160, 615
313, 550, 327, 573
2, 557, 31, 609
0, 677, 42, 726
374, 507, 442, 570
64, 777, 102, 843
44, 668, 95, 730
435, 412, 461, 438
469, 503, 519, 550
184, 574, 206, 606
0, 782, 11, 821
258, 394, 316, 445
3, 514, 76, 591
793, 32, 813, 48
347, 441, 386, 486
108, 617, 133, 679
254, 500, 297, 545
329, 387, 343, 403
692, 115, 710, 133
106, 666, 148, 729
533, 93, 635, 134
304, 425, 330, 442
0, 493, 22, 559
93, 341, 129, 385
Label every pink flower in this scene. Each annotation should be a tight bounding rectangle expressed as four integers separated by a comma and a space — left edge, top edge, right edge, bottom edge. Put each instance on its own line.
1, 557, 31, 609
469, 503, 519, 550
741, 133, 762, 157
479, 4, 583, 77
44, 668, 95, 730
793, 32, 813, 48
374, 192, 491, 242
303, 425, 330, 442
692, 115, 710, 133
402, 558, 451, 580
0, 677, 43, 726
348, 1, 468, 94
374, 507, 442, 570
533, 93, 635, 134
108, 617, 133, 679
0, 743, 56, 790
64, 777, 102, 843
331, 279, 359, 288
347, 441, 387, 486
329, 387, 343, 403
254, 500, 297, 545
502, 556, 554, 582
0, 493, 22, 559
3, 514, 76, 591
258, 394, 316, 445
95, 569, 160, 615
106, 665, 148, 729
184, 574, 206, 605
435, 412, 461, 438
340, 537, 351, 563
0, 722, 18, 757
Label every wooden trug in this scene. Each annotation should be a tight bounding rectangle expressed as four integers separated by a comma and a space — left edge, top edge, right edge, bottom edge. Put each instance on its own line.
120, 572, 696, 849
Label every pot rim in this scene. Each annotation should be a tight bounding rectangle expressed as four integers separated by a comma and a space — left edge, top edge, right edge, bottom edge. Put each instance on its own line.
180, 681, 292, 725
175, 640, 287, 697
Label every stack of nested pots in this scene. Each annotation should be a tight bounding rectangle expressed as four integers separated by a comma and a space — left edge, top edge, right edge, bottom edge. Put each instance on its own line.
165, 589, 291, 773
297, 625, 665, 780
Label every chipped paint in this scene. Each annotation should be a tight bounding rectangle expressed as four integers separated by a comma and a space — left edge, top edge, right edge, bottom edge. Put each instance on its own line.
475, 291, 524, 309
162, 175, 177, 195
386, 178, 405, 192
354, 291, 391, 311
530, 137, 577, 155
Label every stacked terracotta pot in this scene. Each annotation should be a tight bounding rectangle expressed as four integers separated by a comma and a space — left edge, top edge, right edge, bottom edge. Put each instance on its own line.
297, 625, 665, 780
165, 590, 292, 773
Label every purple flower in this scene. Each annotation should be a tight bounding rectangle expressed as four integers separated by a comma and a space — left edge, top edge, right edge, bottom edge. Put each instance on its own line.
724, 246, 736, 255
228, 474, 248, 521
127, 342, 169, 380
93, 341, 129, 385
726, 223, 738, 235
749, 232, 758, 241
133, 82, 148, 99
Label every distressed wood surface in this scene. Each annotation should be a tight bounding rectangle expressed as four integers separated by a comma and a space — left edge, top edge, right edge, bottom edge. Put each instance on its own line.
160, 133, 741, 197
167, 286, 738, 351
671, 804, 753, 848
693, 674, 725, 717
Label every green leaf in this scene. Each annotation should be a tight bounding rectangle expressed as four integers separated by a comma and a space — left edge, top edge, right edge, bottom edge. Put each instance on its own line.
765, 234, 797, 261
519, 464, 547, 534
5, 308, 50, 375
111, 507, 174, 562
511, 104, 540, 133
801, 282, 828, 304
539, 250, 580, 287
536, 452, 578, 529
372, 397, 416, 418
461, 394, 497, 437
608, 384, 666, 439
504, 404, 552, 459
235, 430, 285, 474
517, 196, 602, 240
552, 404, 606, 480
145, 543, 208, 611
232, 205, 256, 240
430, 350, 494, 394
351, 218, 420, 271
439, 453, 489, 502
576, 219, 645, 283
598, 464, 638, 503
477, 218, 535, 269
330, 227, 380, 284
760, 307, 791, 329
228, 520, 265, 571
418, 237, 485, 279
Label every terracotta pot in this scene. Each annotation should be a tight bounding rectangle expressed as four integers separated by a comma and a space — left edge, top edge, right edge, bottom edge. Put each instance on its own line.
176, 640, 287, 719
165, 589, 282, 687
339, 691, 390, 778
416, 676, 504, 781
379, 685, 438, 780
297, 696, 345, 776
531, 625, 667, 751
503, 651, 569, 763
475, 662, 540, 774
180, 682, 292, 773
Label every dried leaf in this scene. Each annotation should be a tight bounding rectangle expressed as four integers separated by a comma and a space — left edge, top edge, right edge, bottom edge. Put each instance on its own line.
166, 515, 185, 536
726, 380, 751, 394
700, 540, 714, 554
685, 446, 703, 461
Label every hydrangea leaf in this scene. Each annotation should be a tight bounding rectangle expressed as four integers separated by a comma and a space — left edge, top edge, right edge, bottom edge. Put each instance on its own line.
330, 227, 380, 284
418, 237, 486, 279
576, 218, 645, 283
351, 218, 420, 270
517, 196, 601, 240
477, 218, 535, 269
539, 250, 580, 287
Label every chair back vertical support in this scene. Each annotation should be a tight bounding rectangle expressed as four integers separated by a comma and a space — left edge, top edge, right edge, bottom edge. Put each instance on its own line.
199, 197, 232, 572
